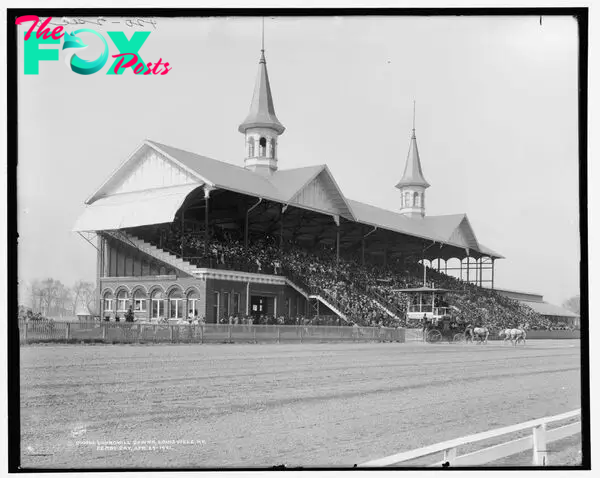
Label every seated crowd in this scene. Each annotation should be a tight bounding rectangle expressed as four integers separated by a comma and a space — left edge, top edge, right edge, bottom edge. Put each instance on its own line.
139, 224, 562, 330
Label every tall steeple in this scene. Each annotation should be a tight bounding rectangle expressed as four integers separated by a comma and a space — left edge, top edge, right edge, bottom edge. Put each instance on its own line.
396, 102, 430, 218
239, 20, 285, 176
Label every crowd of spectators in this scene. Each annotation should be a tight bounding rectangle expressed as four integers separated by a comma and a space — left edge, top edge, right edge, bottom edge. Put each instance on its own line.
138, 224, 562, 330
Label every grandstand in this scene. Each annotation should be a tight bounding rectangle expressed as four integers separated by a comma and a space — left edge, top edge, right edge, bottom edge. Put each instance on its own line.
73, 45, 541, 328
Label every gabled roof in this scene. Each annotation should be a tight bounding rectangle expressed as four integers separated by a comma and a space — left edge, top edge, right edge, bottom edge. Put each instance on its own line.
422, 214, 466, 240
148, 140, 284, 202
269, 165, 325, 198
78, 139, 503, 259
396, 130, 430, 189
238, 51, 285, 135
284, 165, 355, 220
347, 199, 447, 243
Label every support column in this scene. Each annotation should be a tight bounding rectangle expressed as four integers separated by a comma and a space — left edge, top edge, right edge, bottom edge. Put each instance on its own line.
333, 215, 340, 266
280, 204, 287, 250
491, 258, 495, 289
445, 259, 448, 275
361, 238, 365, 266
460, 258, 463, 282
466, 257, 470, 284
181, 208, 185, 259
204, 186, 213, 256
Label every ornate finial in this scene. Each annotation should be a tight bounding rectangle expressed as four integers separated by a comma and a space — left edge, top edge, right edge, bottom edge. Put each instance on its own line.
261, 17, 265, 53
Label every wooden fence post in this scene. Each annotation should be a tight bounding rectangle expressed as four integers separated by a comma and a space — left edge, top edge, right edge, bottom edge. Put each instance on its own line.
200, 326, 203, 344
532, 423, 548, 466
228, 325, 233, 343
277, 327, 281, 344
169, 325, 173, 342
300, 326, 303, 343
102, 324, 107, 341
66, 323, 71, 340
24, 323, 28, 343
253, 327, 257, 344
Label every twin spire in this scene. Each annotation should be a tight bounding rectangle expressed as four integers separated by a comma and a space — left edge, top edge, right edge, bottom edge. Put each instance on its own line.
238, 22, 429, 214
238, 20, 285, 135
396, 101, 430, 189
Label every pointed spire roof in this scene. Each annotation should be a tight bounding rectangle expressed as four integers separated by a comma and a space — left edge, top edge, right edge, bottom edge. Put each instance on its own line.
395, 129, 430, 189
238, 50, 285, 135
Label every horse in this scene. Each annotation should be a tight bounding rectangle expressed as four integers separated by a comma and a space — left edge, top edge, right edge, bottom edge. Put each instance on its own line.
463, 325, 475, 344
499, 327, 527, 346
472, 327, 489, 344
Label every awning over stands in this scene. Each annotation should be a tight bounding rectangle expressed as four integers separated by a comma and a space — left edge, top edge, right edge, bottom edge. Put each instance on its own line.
520, 300, 579, 318
73, 184, 200, 232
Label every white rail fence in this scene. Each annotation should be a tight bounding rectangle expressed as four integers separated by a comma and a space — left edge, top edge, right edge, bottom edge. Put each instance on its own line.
360, 409, 581, 467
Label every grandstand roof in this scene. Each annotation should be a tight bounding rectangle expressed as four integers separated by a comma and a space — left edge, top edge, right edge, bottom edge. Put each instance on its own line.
520, 300, 579, 318
76, 140, 503, 259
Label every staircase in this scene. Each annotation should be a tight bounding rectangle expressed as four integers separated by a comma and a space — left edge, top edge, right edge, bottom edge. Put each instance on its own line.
105, 230, 198, 276
372, 299, 402, 321
308, 295, 350, 323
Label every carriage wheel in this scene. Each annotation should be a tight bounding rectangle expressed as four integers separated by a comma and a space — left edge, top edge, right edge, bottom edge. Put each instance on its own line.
453, 333, 465, 343
427, 330, 442, 343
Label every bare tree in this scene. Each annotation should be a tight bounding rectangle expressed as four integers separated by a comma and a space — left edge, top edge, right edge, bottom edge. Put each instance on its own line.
72, 280, 94, 315
85, 287, 100, 317
562, 295, 580, 315
28, 280, 43, 313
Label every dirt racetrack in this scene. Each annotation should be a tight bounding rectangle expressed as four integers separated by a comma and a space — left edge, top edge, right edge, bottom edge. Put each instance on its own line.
20, 340, 581, 469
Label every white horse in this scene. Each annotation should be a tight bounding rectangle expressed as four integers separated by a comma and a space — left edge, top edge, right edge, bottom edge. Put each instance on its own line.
472, 327, 489, 344
499, 327, 527, 346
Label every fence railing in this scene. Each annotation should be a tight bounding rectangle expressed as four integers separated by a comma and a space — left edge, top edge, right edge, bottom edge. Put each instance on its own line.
359, 409, 581, 467
19, 321, 406, 345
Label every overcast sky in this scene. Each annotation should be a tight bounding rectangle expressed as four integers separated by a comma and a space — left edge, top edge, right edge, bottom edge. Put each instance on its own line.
17, 15, 580, 306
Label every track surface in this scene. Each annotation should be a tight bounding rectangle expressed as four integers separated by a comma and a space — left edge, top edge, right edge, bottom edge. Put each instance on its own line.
20, 340, 581, 468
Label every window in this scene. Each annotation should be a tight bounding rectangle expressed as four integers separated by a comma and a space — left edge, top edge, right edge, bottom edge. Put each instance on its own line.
223, 292, 230, 318
259, 137, 267, 157
187, 290, 200, 319
103, 292, 114, 312
117, 290, 129, 311
414, 192, 421, 207
151, 290, 165, 319
169, 289, 183, 319
248, 137, 255, 157
233, 293, 240, 315
213, 292, 220, 323
133, 289, 147, 312
404, 192, 411, 207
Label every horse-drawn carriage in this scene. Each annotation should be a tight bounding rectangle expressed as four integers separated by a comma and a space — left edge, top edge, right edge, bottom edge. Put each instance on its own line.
392, 286, 466, 343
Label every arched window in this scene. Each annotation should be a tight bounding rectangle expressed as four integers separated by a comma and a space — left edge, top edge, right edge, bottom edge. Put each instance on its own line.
259, 137, 267, 157
404, 192, 411, 207
116, 290, 129, 312
414, 192, 421, 207
248, 137, 255, 157
270, 138, 276, 158
169, 289, 184, 319
103, 292, 114, 312
133, 289, 147, 312
187, 290, 200, 319
151, 290, 165, 319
